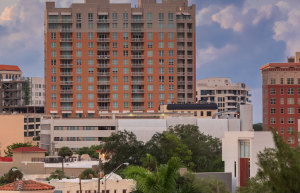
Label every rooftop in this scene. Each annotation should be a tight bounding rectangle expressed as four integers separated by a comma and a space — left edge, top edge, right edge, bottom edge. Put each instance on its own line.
260, 63, 300, 70
11, 147, 47, 152
0, 180, 54, 191
167, 103, 218, 110
0, 64, 21, 72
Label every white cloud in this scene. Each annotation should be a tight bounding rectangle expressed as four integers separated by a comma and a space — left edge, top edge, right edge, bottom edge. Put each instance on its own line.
0, 4, 19, 21
252, 5, 274, 25
196, 5, 221, 26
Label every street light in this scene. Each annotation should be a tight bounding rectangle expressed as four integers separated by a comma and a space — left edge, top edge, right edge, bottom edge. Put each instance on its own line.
102, 163, 129, 192
12, 168, 32, 181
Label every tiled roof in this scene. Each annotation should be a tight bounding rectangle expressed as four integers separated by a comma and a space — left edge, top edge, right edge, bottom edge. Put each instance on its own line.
260, 63, 300, 70
0, 180, 54, 191
0, 65, 21, 71
11, 147, 47, 152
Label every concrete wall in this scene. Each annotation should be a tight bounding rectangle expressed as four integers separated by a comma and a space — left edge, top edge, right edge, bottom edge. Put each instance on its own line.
0, 115, 24, 157
196, 172, 232, 193
240, 104, 253, 131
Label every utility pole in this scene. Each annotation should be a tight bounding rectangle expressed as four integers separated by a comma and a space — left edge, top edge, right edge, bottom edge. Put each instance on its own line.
79, 174, 82, 193
97, 158, 102, 193
217, 180, 219, 193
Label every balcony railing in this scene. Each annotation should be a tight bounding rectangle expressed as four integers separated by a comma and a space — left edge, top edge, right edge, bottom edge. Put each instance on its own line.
97, 55, 110, 59
131, 106, 145, 110
131, 64, 144, 68
177, 72, 185, 76
177, 29, 185, 32
60, 90, 73, 94
177, 81, 185, 85
97, 81, 110, 85
60, 29, 73, 32
187, 19, 193, 22
60, 64, 73, 68
60, 81, 73, 85
187, 38, 193, 42
187, 89, 194, 93
187, 47, 193, 50
60, 38, 73, 42
97, 38, 110, 42
131, 38, 144, 42
60, 98, 73, 102
60, 107, 73, 110
186, 29, 193, 33
98, 28, 110, 32
48, 19, 73, 23
97, 19, 110, 23
131, 81, 144, 85
177, 19, 185, 22
97, 98, 110, 102
60, 55, 73, 59
131, 89, 144, 93
177, 46, 185, 50
131, 19, 144, 23
97, 64, 110, 68
187, 72, 193, 76
131, 72, 144, 76
177, 89, 185, 93
187, 55, 193, 59
132, 98, 144, 102
98, 106, 110, 111
97, 89, 110, 93
60, 72, 73, 76
97, 72, 110, 76
177, 64, 185, 68
177, 38, 185, 42
131, 55, 144, 59
97, 46, 110, 50
187, 64, 194, 68
60, 47, 73, 51
131, 46, 144, 50
177, 98, 185, 102
177, 55, 185, 59
131, 28, 144, 32
187, 81, 194, 85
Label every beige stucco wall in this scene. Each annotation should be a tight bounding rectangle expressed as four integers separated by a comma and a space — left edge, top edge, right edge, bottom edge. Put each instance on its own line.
24, 137, 40, 146
0, 115, 24, 157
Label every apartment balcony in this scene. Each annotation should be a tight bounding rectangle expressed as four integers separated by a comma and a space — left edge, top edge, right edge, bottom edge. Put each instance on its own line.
48, 19, 73, 23
131, 55, 144, 59
177, 98, 185, 102
131, 89, 144, 93
97, 98, 110, 102
97, 89, 110, 93
177, 55, 185, 59
60, 64, 73, 68
131, 72, 144, 76
187, 81, 193, 85
131, 46, 144, 50
187, 38, 193, 42
226, 100, 237, 103
97, 55, 110, 59
60, 72, 73, 76
97, 64, 110, 68
187, 89, 194, 93
97, 38, 110, 42
131, 19, 144, 23
60, 107, 73, 110
131, 98, 145, 102
177, 46, 185, 50
60, 29, 73, 32
131, 28, 144, 32
187, 55, 193, 59
131, 106, 145, 110
48, 19, 59, 23
177, 81, 185, 85
187, 19, 193, 23
131, 81, 144, 85
177, 72, 185, 76
177, 29, 185, 32
177, 64, 185, 68
60, 81, 73, 85
177, 38, 185, 42
60, 98, 73, 102
187, 99, 194, 103
186, 29, 193, 33
248, 94, 252, 97
131, 38, 144, 42
187, 47, 193, 50
60, 38, 73, 42
187, 64, 194, 68
97, 81, 110, 85
97, 46, 110, 51
131, 64, 144, 68
177, 89, 185, 93
60, 55, 73, 59
98, 106, 110, 111
187, 72, 193, 76
97, 28, 110, 32
97, 19, 110, 23
177, 19, 185, 22
97, 72, 110, 76
60, 47, 73, 51
60, 90, 73, 94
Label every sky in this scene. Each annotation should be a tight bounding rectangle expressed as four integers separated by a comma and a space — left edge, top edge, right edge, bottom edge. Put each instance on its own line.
1, 0, 300, 123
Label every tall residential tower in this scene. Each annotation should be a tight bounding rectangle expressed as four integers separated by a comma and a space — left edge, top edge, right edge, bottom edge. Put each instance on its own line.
44, 0, 196, 118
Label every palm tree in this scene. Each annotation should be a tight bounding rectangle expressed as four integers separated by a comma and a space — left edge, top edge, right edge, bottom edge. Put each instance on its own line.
58, 146, 73, 157
123, 157, 181, 193
46, 169, 67, 180
140, 154, 158, 171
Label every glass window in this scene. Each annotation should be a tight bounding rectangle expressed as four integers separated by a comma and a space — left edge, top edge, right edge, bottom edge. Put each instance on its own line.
51, 68, 56, 74
77, 102, 82, 108
159, 93, 164, 100
76, 42, 82, 48
148, 93, 153, 100
147, 32, 153, 40
88, 102, 94, 108
88, 32, 93, 40
159, 67, 164, 74
159, 85, 164, 91
148, 102, 153, 108
147, 13, 153, 22
168, 23, 174, 29
148, 59, 153, 65
77, 85, 82, 91
169, 85, 174, 91
76, 68, 82, 74
159, 42, 164, 48
113, 76, 118, 82
123, 68, 129, 74
88, 59, 94, 65
147, 68, 153, 74
77, 76, 82, 83
240, 141, 250, 158
113, 59, 118, 65
88, 94, 94, 100
113, 102, 118, 108
168, 32, 174, 39
123, 93, 129, 99
77, 94, 82, 100
76, 32, 81, 40
123, 59, 129, 65
51, 76, 56, 83
112, 32, 118, 39
124, 102, 129, 108
113, 85, 118, 91
51, 102, 56, 108
88, 76, 94, 83
159, 32, 164, 40
123, 85, 129, 91
88, 42, 94, 48
51, 85, 56, 91
51, 51, 56, 57
148, 85, 153, 91
147, 51, 153, 57
76, 51, 82, 57
77, 59, 82, 65
159, 23, 164, 29
159, 13, 164, 21
51, 42, 56, 48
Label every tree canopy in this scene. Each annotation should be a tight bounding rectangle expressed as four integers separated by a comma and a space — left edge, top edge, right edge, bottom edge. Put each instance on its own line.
0, 167, 23, 186
58, 146, 73, 157
45, 169, 69, 181
76, 145, 101, 159
253, 123, 263, 131
80, 169, 96, 179
4, 142, 37, 157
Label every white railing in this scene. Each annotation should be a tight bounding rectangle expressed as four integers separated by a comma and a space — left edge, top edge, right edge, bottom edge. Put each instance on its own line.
60, 81, 73, 85
131, 55, 144, 59
60, 38, 73, 42
131, 98, 145, 102
97, 19, 110, 23
60, 64, 73, 68
131, 38, 144, 42
98, 28, 110, 32
177, 38, 185, 42
97, 38, 110, 42
97, 47, 110, 50
131, 28, 144, 32
177, 55, 185, 59
60, 55, 73, 59
97, 81, 110, 85
131, 106, 145, 110
60, 90, 73, 93
131, 64, 144, 68
131, 89, 144, 93
97, 55, 110, 59
60, 47, 73, 50
97, 89, 110, 93
131, 19, 144, 23
97, 64, 110, 68
97, 98, 110, 102
131, 72, 144, 76
60, 29, 73, 32
60, 98, 73, 102
97, 72, 110, 76
60, 107, 73, 110
131, 81, 144, 84
98, 107, 110, 110
131, 46, 144, 50
60, 72, 73, 76
177, 89, 185, 93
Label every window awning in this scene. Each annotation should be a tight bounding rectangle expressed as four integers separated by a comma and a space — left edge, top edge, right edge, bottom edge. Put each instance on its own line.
62, 111, 72, 114
112, 110, 120, 113
98, 12, 108, 15
76, 111, 83, 113
88, 111, 95, 113
50, 111, 58, 113
61, 12, 71, 15
49, 12, 59, 15
132, 12, 142, 15
99, 111, 109, 114
176, 12, 182, 15
182, 12, 191, 15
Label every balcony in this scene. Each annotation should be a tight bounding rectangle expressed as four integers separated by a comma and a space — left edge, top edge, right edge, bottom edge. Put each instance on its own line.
131, 64, 144, 68
186, 29, 193, 33
60, 38, 73, 42
177, 46, 185, 50
177, 72, 185, 76
97, 98, 110, 102
60, 55, 73, 59
177, 55, 185, 59
131, 46, 144, 50
98, 28, 110, 32
187, 47, 193, 50
97, 89, 110, 93
131, 81, 144, 85
97, 19, 110, 23
60, 64, 73, 68
97, 64, 110, 68
177, 89, 185, 93
60, 81, 73, 85
97, 38, 110, 42
187, 89, 194, 93
131, 38, 144, 42
177, 19, 185, 22
248, 94, 252, 97
60, 90, 73, 94
177, 98, 185, 102
97, 81, 110, 85
131, 106, 145, 110
187, 38, 193, 42
131, 19, 144, 23
187, 81, 193, 85
177, 81, 185, 85
60, 47, 73, 51
187, 55, 193, 59
131, 28, 144, 32
131, 98, 145, 102
187, 64, 194, 68
97, 47, 110, 51
177, 28, 185, 32
60, 29, 73, 32
60, 98, 73, 102
97, 72, 110, 76
60, 107, 73, 110
48, 19, 73, 23
98, 107, 110, 111
131, 72, 144, 76
131, 55, 144, 59
60, 72, 73, 76
177, 64, 185, 68
97, 55, 110, 59
187, 19, 193, 23
131, 89, 144, 93
177, 38, 185, 42
48, 19, 59, 23
187, 99, 194, 103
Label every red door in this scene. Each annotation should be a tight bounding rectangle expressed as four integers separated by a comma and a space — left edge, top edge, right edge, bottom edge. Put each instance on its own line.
240, 158, 249, 187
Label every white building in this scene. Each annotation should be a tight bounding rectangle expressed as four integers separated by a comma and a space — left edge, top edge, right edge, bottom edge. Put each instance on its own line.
28, 77, 45, 106
196, 78, 251, 113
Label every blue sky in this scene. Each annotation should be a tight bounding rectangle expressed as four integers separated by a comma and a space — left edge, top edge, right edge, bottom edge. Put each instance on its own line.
1, 0, 300, 123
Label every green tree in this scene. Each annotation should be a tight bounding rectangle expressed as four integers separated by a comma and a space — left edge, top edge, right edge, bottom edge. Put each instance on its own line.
46, 169, 69, 181
4, 142, 36, 157
81, 169, 96, 179
58, 146, 73, 157
76, 145, 101, 159
123, 157, 181, 193
0, 167, 23, 185
253, 123, 263, 131
236, 127, 300, 193
140, 153, 158, 171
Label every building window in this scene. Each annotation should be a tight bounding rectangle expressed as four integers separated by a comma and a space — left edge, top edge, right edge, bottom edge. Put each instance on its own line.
270, 98, 276, 104
113, 85, 118, 91
287, 98, 294, 104
270, 88, 275, 95
123, 23, 128, 28
148, 76, 153, 82
270, 108, 276, 114
76, 68, 82, 74
147, 51, 153, 57
123, 76, 129, 82
148, 102, 153, 108
51, 59, 56, 66
159, 76, 164, 82
113, 76, 118, 82
148, 93, 153, 100
88, 102, 94, 108
159, 50, 164, 57
288, 137, 295, 144
76, 42, 82, 48
76, 51, 82, 57
123, 93, 129, 100
287, 108, 294, 114
112, 42, 118, 48
124, 102, 129, 108
148, 85, 153, 91
159, 93, 164, 100
88, 51, 94, 57
76, 23, 81, 29
147, 23, 153, 28
281, 108, 284, 114
113, 102, 118, 108
123, 32, 129, 40
123, 85, 129, 91
159, 13, 164, 21
77, 85, 82, 91
169, 50, 174, 57
88, 32, 93, 40
159, 85, 164, 91
51, 76, 56, 83
288, 117, 294, 124
169, 59, 174, 65
287, 88, 294, 94
77, 59, 82, 65
88, 59, 94, 65
51, 94, 56, 100
88, 42, 94, 48
51, 33, 56, 40
113, 51, 118, 57
168, 32, 174, 39
51, 42, 56, 48
281, 117, 284, 124
287, 127, 295, 134
88, 23, 93, 29
147, 13, 153, 22
168, 42, 174, 48
51, 85, 56, 91
169, 76, 174, 82
113, 68, 118, 74
123, 42, 129, 48
51, 51, 56, 57
147, 68, 153, 74
168, 23, 174, 29
287, 78, 294, 84
88, 76, 94, 83
112, 33, 118, 40
270, 78, 276, 85
51, 102, 56, 108
88, 85, 94, 91
169, 93, 174, 99
112, 23, 117, 28
76, 32, 81, 40
77, 102, 82, 108
280, 98, 284, 104
169, 85, 174, 91
112, 13, 118, 21
123, 68, 129, 74
123, 51, 128, 57
159, 32, 164, 40
281, 127, 284, 134
51, 68, 56, 74
77, 76, 82, 83
270, 117, 276, 124
280, 88, 284, 94
159, 23, 164, 29
148, 59, 153, 65
88, 68, 94, 74
280, 78, 283, 84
